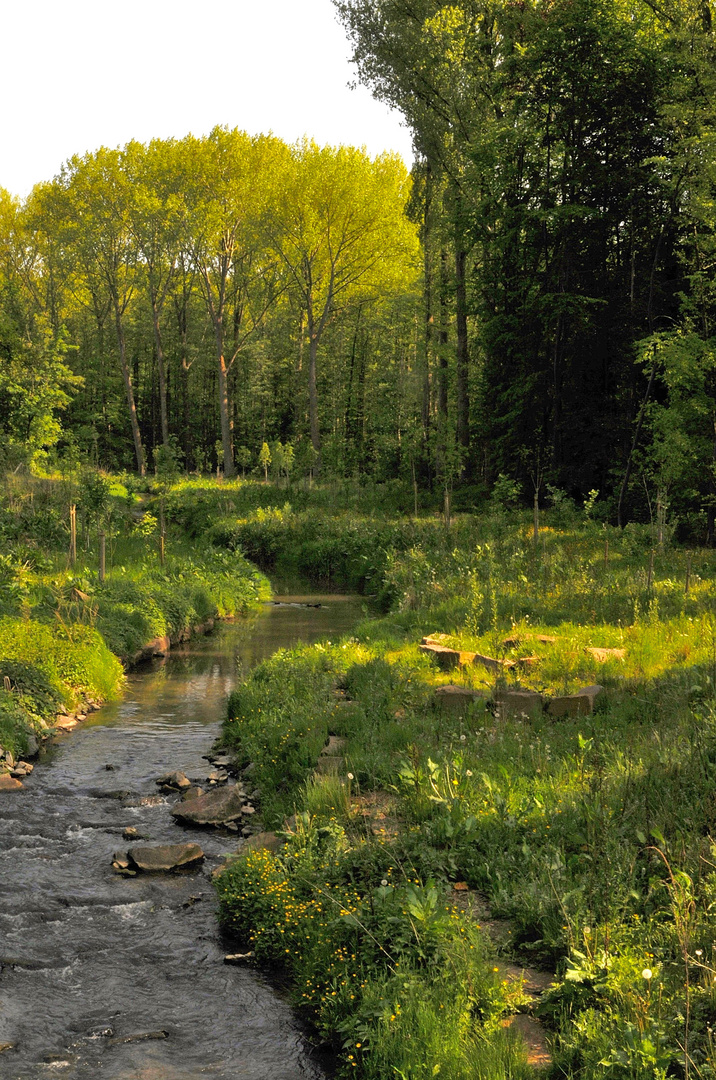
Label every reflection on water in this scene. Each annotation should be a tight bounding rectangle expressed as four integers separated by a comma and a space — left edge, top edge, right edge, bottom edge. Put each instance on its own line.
0, 595, 362, 1079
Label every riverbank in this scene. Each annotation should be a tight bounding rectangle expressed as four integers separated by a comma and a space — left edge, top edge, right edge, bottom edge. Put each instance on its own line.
0, 473, 271, 763
213, 509, 716, 1078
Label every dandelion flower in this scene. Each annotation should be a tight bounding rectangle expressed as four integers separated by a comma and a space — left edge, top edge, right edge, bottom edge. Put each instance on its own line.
642, 968, 652, 980
347, 772, 354, 780
381, 879, 388, 887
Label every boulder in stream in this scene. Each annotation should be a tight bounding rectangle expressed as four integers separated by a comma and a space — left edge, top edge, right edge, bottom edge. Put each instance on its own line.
0, 775, 23, 791
171, 786, 246, 826
126, 843, 204, 872
156, 770, 191, 791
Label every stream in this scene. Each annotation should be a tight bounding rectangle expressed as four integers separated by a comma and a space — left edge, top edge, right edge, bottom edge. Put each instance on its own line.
0, 594, 363, 1079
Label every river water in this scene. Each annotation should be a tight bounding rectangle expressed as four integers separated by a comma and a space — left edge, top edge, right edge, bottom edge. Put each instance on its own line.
0, 595, 363, 1080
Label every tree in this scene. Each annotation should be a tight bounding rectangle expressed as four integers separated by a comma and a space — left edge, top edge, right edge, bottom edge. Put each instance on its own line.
37, 150, 147, 474
268, 141, 419, 459
184, 128, 289, 478
258, 441, 271, 482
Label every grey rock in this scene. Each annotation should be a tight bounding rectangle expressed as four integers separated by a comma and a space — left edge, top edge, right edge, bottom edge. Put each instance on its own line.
122, 826, 140, 840
224, 951, 254, 964
126, 843, 204, 872
171, 786, 247, 826
181, 785, 205, 802
112, 851, 130, 870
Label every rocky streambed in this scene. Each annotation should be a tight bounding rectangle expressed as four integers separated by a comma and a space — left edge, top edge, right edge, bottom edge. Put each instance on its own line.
0, 595, 362, 1079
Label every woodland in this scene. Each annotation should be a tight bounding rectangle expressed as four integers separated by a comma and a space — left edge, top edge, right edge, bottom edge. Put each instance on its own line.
4, 2, 716, 1078
1, 0, 716, 537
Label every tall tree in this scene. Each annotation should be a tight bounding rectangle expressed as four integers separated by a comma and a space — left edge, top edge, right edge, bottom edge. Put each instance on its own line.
268, 142, 418, 457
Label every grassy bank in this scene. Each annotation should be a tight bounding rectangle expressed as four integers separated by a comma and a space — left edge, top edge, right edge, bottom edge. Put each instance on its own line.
0, 472, 271, 757
214, 506, 716, 1078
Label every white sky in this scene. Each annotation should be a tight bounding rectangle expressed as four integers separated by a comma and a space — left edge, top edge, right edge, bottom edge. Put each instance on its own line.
1, 0, 414, 198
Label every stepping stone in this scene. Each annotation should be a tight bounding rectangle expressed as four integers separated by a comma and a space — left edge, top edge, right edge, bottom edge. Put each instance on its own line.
546, 694, 591, 718
419, 643, 469, 671
586, 647, 625, 663
315, 755, 343, 775
494, 689, 544, 718
321, 736, 347, 755
434, 685, 485, 712
472, 652, 516, 673
501, 1014, 552, 1068
545, 685, 603, 718
172, 786, 246, 826
126, 843, 204, 872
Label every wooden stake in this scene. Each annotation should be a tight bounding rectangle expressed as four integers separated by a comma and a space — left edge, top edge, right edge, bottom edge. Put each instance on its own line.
685, 553, 692, 595
533, 492, 539, 547
444, 485, 451, 529
99, 531, 106, 584
69, 504, 77, 567
604, 538, 609, 568
647, 549, 654, 591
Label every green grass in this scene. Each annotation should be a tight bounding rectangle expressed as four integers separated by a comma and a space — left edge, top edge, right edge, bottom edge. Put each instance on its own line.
215, 507, 716, 1078
0, 472, 271, 753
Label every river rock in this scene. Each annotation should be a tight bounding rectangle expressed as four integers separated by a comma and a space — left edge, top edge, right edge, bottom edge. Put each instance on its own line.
242, 831, 282, 853
0, 1042, 14, 1053
126, 843, 204, 871
240, 803, 256, 815
122, 827, 140, 840
206, 770, 229, 783
181, 785, 204, 802
171, 786, 247, 826
112, 851, 131, 870
156, 770, 191, 790
224, 951, 255, 964
0, 775, 23, 791
25, 735, 39, 756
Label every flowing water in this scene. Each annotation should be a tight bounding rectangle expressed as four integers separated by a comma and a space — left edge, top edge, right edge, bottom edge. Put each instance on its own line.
0, 595, 363, 1080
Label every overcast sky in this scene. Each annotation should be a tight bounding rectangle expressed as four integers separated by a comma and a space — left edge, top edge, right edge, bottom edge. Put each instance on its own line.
1, 0, 414, 198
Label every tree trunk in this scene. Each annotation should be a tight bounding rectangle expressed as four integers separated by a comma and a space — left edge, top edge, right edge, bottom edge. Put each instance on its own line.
308, 334, 321, 456
436, 249, 449, 477
112, 296, 145, 475
217, 348, 236, 478
455, 247, 470, 459
151, 299, 170, 449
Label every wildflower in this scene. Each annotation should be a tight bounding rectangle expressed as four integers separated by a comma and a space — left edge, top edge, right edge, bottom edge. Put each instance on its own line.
381, 879, 388, 887
696, 949, 703, 957
460, 734, 466, 742
642, 968, 652, 980
347, 772, 354, 780
466, 770, 473, 776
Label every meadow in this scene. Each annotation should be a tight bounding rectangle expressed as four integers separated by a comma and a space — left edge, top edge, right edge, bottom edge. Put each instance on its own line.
210, 486, 716, 1079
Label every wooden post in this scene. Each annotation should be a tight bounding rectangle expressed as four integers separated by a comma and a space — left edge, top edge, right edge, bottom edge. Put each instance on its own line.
69, 504, 77, 567
533, 491, 539, 548
685, 553, 692, 595
604, 538, 609, 568
159, 496, 166, 566
444, 485, 451, 529
412, 460, 419, 518
98, 531, 106, 584
647, 549, 654, 592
